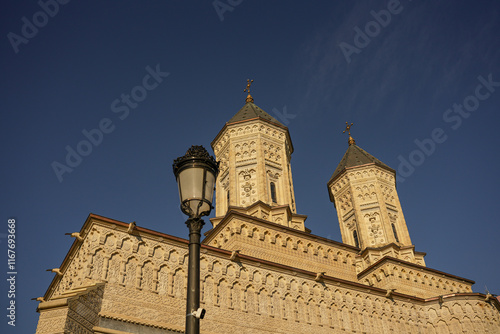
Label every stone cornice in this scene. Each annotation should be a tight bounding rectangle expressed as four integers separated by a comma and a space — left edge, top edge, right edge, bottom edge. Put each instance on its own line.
357, 256, 475, 284
211, 118, 294, 154
98, 311, 184, 333
357, 243, 427, 258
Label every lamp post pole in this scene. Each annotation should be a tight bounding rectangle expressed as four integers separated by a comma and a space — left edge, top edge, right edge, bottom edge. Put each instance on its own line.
185, 218, 204, 334
173, 145, 219, 334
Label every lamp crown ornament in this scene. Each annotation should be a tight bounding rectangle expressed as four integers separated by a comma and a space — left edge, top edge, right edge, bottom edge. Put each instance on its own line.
173, 145, 217, 169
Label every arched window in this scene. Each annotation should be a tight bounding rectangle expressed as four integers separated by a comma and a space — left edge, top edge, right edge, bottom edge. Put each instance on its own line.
392, 223, 399, 243
353, 230, 360, 248
270, 182, 277, 203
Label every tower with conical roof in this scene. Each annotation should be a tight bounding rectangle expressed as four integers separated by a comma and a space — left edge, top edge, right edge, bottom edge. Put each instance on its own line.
210, 81, 306, 231
327, 123, 426, 269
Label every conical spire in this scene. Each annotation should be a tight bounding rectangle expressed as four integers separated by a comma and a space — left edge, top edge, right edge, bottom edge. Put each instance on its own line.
225, 79, 284, 127
328, 122, 395, 185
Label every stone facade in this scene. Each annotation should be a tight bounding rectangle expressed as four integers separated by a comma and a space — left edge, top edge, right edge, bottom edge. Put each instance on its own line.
35, 215, 500, 333
35, 97, 500, 333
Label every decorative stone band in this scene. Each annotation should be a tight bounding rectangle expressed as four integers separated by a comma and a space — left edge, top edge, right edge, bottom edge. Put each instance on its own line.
97, 312, 184, 333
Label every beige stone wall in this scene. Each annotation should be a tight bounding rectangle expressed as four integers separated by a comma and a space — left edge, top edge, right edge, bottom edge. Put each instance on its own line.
205, 215, 359, 282
35, 217, 500, 333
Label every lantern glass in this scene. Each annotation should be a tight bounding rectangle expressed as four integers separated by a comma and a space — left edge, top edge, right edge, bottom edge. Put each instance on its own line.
173, 145, 219, 219
204, 169, 216, 204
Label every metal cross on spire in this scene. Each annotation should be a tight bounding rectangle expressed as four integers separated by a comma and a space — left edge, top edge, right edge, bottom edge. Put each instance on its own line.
343, 122, 356, 146
244, 79, 254, 103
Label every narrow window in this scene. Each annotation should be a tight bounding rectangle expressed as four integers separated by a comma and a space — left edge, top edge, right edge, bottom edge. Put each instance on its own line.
270, 182, 277, 203
227, 190, 230, 207
353, 230, 360, 248
392, 223, 400, 243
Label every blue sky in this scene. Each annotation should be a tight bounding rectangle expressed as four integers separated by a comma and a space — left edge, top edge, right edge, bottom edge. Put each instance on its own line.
1, 0, 499, 332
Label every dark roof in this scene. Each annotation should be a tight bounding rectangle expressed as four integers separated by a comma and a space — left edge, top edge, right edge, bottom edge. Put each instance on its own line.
328, 144, 395, 184
227, 102, 284, 127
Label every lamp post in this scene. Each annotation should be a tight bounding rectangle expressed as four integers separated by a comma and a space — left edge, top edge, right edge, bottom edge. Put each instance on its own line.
173, 145, 219, 334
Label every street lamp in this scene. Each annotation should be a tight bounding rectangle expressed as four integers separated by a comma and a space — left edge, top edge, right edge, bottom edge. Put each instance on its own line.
173, 145, 219, 334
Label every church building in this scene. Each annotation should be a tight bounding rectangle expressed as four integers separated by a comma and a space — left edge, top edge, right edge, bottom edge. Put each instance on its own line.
35, 87, 500, 333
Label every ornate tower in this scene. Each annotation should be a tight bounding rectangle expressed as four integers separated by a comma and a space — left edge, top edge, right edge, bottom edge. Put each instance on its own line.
327, 123, 425, 267
210, 81, 305, 231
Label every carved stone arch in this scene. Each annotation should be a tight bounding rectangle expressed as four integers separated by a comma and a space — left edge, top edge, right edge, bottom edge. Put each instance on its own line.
106, 251, 123, 284
244, 284, 256, 313
123, 255, 139, 288
307, 243, 314, 254
230, 282, 242, 310
172, 267, 186, 298
257, 287, 269, 314
327, 301, 339, 327
435, 319, 449, 333
275, 234, 283, 247
289, 278, 299, 292
140, 260, 155, 291
280, 293, 292, 319
345, 254, 353, 266
136, 241, 149, 257
334, 289, 342, 302
152, 245, 165, 262
344, 291, 353, 304
340, 304, 351, 331
364, 295, 372, 308
430, 276, 436, 286
103, 232, 117, 248
120, 237, 133, 253
317, 246, 325, 258
239, 268, 249, 281
297, 240, 305, 252
211, 260, 222, 274
317, 299, 328, 326
270, 289, 282, 318
277, 276, 286, 289
167, 249, 180, 264
225, 263, 236, 278
448, 317, 463, 333
264, 273, 274, 287
252, 270, 262, 284
301, 281, 310, 295
202, 275, 215, 304
351, 306, 361, 332
262, 230, 271, 243
89, 247, 106, 281
240, 224, 249, 237
157, 264, 170, 294
216, 278, 230, 307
